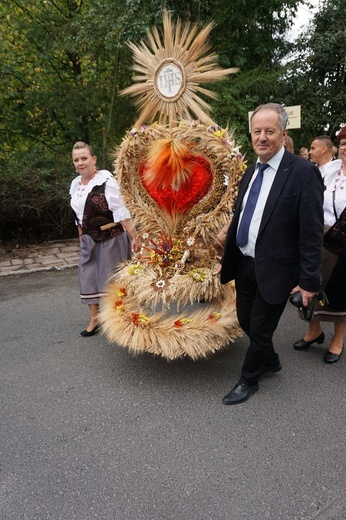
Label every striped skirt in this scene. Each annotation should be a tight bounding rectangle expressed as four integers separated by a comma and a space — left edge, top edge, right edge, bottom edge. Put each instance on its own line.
78, 233, 132, 304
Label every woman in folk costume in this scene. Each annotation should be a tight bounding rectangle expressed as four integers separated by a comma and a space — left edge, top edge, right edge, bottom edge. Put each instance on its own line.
70, 141, 140, 336
99, 11, 246, 360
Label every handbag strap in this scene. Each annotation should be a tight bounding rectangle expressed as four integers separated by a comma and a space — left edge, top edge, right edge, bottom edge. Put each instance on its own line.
332, 190, 346, 248
332, 190, 338, 222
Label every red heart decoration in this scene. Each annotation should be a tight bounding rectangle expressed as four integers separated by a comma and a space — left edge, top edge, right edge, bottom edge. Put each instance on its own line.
139, 155, 213, 215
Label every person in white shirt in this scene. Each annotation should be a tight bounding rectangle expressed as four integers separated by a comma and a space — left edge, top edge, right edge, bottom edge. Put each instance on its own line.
70, 142, 140, 336
294, 127, 346, 363
309, 135, 341, 180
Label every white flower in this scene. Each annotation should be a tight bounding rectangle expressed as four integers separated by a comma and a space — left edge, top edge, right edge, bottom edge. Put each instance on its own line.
156, 279, 166, 289
186, 237, 195, 246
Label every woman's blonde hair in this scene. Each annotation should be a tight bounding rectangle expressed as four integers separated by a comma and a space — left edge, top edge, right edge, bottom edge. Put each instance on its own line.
72, 141, 95, 156
284, 134, 294, 153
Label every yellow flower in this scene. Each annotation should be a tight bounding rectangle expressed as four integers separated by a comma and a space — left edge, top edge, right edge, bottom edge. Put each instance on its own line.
129, 264, 143, 275
213, 129, 226, 139
173, 318, 192, 328
114, 301, 124, 313
131, 312, 150, 326
138, 314, 150, 324
208, 312, 221, 322
188, 269, 206, 282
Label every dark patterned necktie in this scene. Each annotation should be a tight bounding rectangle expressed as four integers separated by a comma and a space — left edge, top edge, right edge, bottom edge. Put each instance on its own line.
236, 163, 269, 248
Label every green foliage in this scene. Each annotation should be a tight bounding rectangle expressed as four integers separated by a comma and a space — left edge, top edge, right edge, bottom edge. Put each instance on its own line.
282, 0, 346, 148
2, 0, 338, 243
210, 0, 297, 70
0, 0, 155, 242
0, 150, 75, 243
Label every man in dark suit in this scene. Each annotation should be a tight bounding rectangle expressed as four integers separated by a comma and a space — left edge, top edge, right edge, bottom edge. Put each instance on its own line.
220, 103, 324, 405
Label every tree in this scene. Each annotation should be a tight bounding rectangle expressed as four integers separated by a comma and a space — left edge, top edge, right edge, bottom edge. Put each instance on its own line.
0, 0, 158, 242
0, 0, 151, 163
282, 0, 346, 147
202, 0, 300, 157
0, 0, 305, 242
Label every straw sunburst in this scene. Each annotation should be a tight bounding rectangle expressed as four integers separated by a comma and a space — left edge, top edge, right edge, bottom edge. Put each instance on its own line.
121, 10, 238, 127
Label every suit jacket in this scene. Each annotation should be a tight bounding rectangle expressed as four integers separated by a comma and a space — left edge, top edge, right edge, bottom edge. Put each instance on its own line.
220, 150, 324, 305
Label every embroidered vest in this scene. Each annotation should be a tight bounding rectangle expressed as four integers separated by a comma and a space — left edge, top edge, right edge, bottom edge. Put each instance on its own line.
81, 182, 124, 242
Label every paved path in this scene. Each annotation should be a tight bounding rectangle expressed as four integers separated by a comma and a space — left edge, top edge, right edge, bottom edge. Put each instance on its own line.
1, 268, 344, 520
0, 239, 79, 277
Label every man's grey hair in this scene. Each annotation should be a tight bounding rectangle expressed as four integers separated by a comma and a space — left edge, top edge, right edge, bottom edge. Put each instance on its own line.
250, 103, 288, 132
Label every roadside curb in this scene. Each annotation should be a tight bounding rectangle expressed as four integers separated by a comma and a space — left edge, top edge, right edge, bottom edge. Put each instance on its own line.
0, 239, 79, 277
0, 264, 78, 278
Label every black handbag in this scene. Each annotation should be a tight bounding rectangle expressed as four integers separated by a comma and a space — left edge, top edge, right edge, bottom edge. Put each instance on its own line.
323, 192, 346, 310
290, 291, 329, 321
323, 192, 346, 253
324, 249, 346, 310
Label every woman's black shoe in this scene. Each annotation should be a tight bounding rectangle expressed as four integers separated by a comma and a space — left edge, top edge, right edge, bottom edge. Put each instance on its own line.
80, 325, 99, 337
293, 331, 325, 350
324, 348, 343, 364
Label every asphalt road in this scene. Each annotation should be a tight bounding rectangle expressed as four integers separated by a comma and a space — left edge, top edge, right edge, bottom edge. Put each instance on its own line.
1, 268, 345, 520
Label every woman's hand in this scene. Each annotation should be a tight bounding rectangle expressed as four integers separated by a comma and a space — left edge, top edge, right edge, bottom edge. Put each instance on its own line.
132, 236, 141, 253
120, 219, 141, 252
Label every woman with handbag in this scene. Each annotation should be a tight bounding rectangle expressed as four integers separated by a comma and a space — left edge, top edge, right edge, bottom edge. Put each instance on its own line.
70, 141, 141, 336
293, 126, 346, 363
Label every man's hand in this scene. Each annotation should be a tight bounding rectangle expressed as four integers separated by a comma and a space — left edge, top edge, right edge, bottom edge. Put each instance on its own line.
290, 285, 317, 307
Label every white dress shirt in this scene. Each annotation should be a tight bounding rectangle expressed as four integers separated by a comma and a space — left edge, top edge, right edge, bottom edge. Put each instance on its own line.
238, 147, 285, 257
319, 159, 341, 180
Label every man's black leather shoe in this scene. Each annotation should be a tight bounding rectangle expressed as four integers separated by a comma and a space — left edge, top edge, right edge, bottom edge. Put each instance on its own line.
293, 331, 325, 350
222, 381, 259, 405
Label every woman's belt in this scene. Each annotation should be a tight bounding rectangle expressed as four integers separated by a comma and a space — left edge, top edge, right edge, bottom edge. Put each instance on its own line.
100, 222, 124, 232
81, 221, 124, 241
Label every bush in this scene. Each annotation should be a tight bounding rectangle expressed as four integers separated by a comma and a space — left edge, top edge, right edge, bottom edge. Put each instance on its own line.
0, 149, 77, 245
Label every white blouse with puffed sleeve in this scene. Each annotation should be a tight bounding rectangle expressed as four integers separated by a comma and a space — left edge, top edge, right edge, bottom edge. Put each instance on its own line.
69, 170, 131, 225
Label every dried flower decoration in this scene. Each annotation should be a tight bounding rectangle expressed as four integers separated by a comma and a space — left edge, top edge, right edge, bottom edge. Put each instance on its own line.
188, 269, 206, 282
208, 312, 221, 322
129, 264, 143, 275
173, 318, 192, 328
151, 277, 170, 291
142, 234, 185, 269
213, 128, 226, 139
114, 301, 124, 313
131, 312, 150, 327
